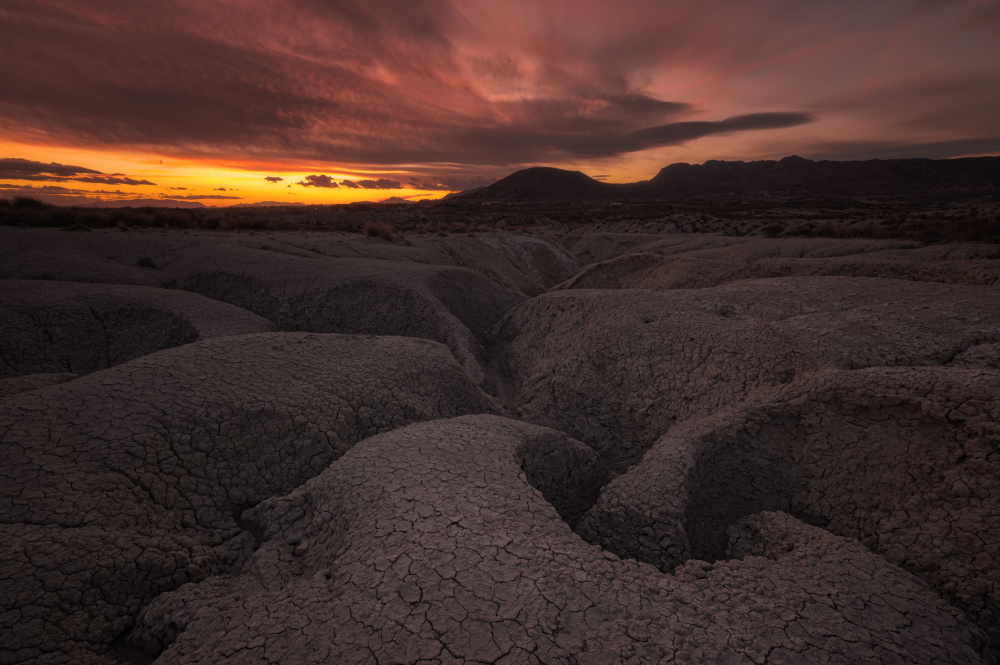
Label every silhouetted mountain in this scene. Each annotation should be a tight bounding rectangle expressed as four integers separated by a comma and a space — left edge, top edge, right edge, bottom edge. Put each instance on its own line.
454, 157, 1000, 202
453, 167, 653, 201
649, 156, 1000, 197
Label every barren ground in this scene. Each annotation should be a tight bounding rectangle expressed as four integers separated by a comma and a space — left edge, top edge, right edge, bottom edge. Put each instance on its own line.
1, 222, 998, 664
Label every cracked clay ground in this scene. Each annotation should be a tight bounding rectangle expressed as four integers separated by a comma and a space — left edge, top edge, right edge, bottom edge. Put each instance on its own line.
1, 226, 998, 664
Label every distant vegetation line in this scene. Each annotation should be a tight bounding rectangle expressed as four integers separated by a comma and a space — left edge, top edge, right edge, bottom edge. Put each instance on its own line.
2, 194, 999, 244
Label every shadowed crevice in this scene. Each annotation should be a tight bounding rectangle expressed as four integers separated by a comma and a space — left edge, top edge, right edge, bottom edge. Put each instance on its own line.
517, 429, 613, 529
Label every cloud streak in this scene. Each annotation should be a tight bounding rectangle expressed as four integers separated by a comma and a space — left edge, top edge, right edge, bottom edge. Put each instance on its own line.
0, 157, 156, 185
0, 158, 101, 178
75, 175, 157, 185
356, 179, 402, 190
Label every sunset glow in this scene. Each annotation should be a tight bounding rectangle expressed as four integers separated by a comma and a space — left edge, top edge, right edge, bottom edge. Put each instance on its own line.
1, 0, 998, 206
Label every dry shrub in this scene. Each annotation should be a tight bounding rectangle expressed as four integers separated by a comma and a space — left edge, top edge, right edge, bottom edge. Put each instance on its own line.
364, 221, 396, 241
762, 222, 785, 237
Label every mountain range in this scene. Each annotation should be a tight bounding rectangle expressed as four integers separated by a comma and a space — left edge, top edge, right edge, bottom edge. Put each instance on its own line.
453, 155, 1000, 201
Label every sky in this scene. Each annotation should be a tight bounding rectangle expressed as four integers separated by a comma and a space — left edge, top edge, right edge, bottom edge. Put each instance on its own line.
1, 0, 998, 207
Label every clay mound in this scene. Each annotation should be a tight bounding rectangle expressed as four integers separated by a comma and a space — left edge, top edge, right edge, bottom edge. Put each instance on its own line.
559, 234, 911, 266
169, 257, 523, 387
951, 342, 1000, 369
495, 277, 1000, 472
128, 416, 987, 664
0, 280, 274, 377
562, 232, 700, 264
0, 227, 576, 297
578, 366, 1000, 651
559, 236, 1000, 289
0, 230, 539, 387
0, 372, 77, 397
428, 234, 579, 296
0, 333, 499, 665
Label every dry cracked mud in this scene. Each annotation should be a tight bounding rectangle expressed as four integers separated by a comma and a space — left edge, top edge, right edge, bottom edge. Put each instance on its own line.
0, 226, 998, 664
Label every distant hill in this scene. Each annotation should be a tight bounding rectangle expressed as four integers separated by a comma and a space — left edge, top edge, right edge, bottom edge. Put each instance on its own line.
453, 166, 653, 202
453, 156, 1000, 202
227, 201, 306, 208
83, 198, 205, 208
649, 155, 1000, 197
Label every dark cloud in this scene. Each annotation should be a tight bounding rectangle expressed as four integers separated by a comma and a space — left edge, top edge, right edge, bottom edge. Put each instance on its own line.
0, 157, 157, 185
340, 180, 360, 188
213, 187, 227, 191
0, 183, 191, 207
74, 175, 157, 185
0, 157, 102, 179
0, 183, 87, 193
167, 186, 188, 190
804, 137, 1000, 161
264, 176, 283, 182
355, 179, 401, 190
629, 113, 817, 151
296, 174, 339, 188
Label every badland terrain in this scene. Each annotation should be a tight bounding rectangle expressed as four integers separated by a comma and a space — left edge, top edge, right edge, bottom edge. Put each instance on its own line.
2, 156, 1000, 664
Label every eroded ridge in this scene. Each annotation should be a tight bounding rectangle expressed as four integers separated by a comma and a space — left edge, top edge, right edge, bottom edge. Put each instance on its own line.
0, 280, 274, 377
0, 229, 582, 388
495, 276, 1000, 473
129, 415, 988, 664
578, 367, 1000, 652
557, 235, 1000, 289
0, 333, 499, 664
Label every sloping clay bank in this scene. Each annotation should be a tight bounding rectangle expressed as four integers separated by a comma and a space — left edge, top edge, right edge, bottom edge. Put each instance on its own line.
132, 416, 988, 664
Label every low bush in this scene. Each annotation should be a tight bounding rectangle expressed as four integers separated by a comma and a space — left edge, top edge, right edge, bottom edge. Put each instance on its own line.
364, 221, 396, 241
762, 222, 785, 237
